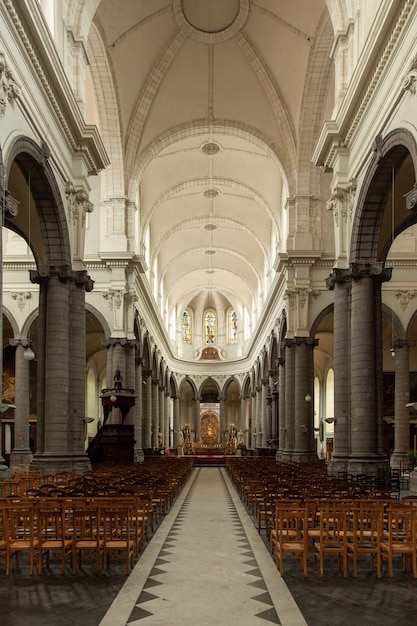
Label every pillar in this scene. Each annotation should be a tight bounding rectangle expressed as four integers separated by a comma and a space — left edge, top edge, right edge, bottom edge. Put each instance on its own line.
282, 340, 295, 461
30, 265, 92, 473
151, 378, 159, 448
326, 269, 351, 476
134, 355, 144, 462
391, 340, 414, 469
276, 356, 285, 460
9, 339, 33, 471
348, 263, 391, 478
261, 379, 269, 447
219, 395, 227, 442
142, 369, 152, 449
194, 395, 200, 443
292, 337, 318, 462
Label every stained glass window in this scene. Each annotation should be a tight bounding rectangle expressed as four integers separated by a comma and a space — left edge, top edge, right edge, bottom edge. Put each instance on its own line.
182, 309, 192, 343
228, 309, 238, 343
204, 309, 216, 344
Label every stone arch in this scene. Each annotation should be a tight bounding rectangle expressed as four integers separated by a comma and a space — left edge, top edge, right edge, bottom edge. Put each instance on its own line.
5, 137, 71, 266
351, 129, 417, 265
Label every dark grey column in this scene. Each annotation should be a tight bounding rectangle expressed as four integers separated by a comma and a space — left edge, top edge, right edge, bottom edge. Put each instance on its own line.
391, 340, 414, 469
348, 263, 391, 478
326, 269, 351, 476
261, 378, 269, 447
151, 378, 159, 448
194, 395, 201, 442
292, 337, 318, 462
134, 355, 144, 462
9, 339, 33, 471
282, 339, 295, 461
219, 395, 227, 442
142, 369, 152, 449
277, 357, 285, 460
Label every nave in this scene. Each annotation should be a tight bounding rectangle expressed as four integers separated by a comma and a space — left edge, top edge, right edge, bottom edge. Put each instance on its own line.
100, 467, 306, 626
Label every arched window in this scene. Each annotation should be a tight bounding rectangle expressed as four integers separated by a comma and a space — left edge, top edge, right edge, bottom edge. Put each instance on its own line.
204, 309, 216, 345
228, 309, 238, 344
182, 309, 192, 343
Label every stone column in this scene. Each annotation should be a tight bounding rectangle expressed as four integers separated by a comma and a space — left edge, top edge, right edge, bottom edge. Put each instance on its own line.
134, 355, 144, 462
292, 337, 318, 462
151, 378, 159, 448
261, 378, 269, 447
282, 340, 295, 461
250, 391, 256, 448
173, 395, 181, 452
391, 340, 414, 469
9, 339, 33, 471
219, 395, 227, 442
30, 265, 92, 473
326, 269, 351, 475
277, 357, 285, 460
240, 394, 248, 447
158, 384, 165, 448
194, 395, 201, 443
142, 369, 152, 449
348, 263, 391, 478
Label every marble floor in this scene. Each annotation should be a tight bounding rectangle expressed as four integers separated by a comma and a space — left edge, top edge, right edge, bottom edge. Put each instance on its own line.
1, 467, 417, 626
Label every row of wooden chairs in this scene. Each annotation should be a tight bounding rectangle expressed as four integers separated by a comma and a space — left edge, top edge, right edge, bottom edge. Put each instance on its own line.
0, 496, 149, 576
0, 458, 194, 576
273, 499, 417, 579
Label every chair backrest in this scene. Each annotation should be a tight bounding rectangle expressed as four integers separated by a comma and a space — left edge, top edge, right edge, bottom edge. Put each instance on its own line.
275, 503, 306, 544
386, 506, 417, 545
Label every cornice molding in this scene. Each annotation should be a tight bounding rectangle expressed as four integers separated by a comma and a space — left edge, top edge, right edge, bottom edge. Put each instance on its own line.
3, 0, 109, 174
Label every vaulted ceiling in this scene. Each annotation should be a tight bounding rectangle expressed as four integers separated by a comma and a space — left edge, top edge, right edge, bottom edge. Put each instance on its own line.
92, 0, 332, 341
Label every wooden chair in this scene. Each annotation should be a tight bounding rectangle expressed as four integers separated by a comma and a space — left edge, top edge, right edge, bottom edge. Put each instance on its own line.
101, 504, 135, 575
71, 500, 104, 574
347, 506, 383, 577
275, 503, 308, 577
0, 500, 7, 570
4, 501, 40, 575
313, 503, 348, 577
37, 499, 73, 574
271, 500, 303, 556
381, 506, 417, 578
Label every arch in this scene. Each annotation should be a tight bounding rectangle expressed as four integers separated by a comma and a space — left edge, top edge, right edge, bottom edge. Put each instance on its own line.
5, 137, 71, 266
310, 303, 334, 336
130, 120, 290, 197
2, 306, 20, 340
85, 302, 112, 338
351, 129, 417, 264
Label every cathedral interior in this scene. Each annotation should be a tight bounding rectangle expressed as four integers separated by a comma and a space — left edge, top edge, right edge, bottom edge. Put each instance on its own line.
2, 2, 417, 623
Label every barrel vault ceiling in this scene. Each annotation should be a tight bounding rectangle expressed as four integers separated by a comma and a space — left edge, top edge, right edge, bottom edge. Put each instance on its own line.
91, 0, 332, 345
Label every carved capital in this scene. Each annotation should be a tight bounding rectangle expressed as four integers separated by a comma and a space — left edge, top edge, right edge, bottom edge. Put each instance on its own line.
404, 183, 417, 210
402, 56, 417, 94
65, 181, 93, 226
11, 292, 31, 311
395, 289, 417, 311
351, 262, 392, 283
326, 180, 356, 224
29, 265, 94, 291
326, 268, 351, 290
0, 51, 21, 119
103, 289, 125, 309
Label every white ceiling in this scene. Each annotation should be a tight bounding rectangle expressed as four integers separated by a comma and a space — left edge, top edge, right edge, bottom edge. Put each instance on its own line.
93, 0, 329, 343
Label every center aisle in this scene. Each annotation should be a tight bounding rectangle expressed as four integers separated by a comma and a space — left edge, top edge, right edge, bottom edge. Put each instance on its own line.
100, 467, 307, 626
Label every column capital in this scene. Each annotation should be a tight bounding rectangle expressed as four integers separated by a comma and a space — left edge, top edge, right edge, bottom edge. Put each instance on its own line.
350, 262, 392, 283
392, 339, 416, 350
9, 337, 32, 349
294, 336, 319, 347
102, 337, 138, 349
326, 267, 351, 290
30, 265, 94, 291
